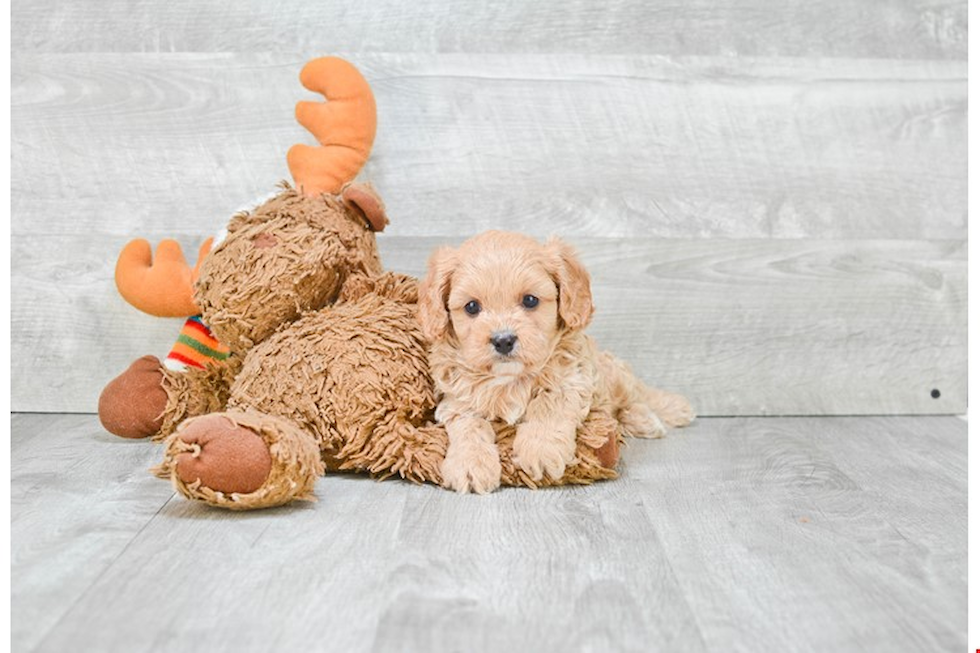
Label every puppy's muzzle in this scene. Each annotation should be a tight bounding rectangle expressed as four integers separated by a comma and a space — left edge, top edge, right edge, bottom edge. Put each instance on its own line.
490, 331, 517, 356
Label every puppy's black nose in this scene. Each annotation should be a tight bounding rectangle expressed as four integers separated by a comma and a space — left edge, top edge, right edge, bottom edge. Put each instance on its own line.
491, 332, 517, 355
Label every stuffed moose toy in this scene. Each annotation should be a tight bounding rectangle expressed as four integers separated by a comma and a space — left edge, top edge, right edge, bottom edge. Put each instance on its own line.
97, 57, 623, 509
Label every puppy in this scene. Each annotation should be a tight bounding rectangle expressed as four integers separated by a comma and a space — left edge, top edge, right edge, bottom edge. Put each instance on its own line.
418, 231, 694, 494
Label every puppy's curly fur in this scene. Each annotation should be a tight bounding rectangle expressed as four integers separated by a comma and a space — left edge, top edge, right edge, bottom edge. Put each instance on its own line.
419, 231, 694, 494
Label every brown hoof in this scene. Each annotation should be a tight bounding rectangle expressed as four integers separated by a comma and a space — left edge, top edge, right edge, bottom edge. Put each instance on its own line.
98, 355, 168, 439
175, 415, 273, 494
595, 432, 620, 469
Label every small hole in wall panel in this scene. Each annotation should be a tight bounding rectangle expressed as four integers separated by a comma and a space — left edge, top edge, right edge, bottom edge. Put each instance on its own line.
931, 389, 941, 399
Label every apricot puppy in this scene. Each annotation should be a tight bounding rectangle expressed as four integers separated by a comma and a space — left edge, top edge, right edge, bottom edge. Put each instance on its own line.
419, 231, 694, 494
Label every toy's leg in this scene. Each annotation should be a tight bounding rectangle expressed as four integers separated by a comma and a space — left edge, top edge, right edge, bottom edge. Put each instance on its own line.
593, 426, 620, 469
156, 359, 240, 440
336, 412, 448, 484
98, 355, 238, 440
99, 355, 170, 439
155, 410, 324, 510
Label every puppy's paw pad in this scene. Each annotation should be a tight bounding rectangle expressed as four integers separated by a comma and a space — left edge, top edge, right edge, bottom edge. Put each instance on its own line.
440, 440, 502, 494
513, 423, 576, 481
621, 403, 667, 439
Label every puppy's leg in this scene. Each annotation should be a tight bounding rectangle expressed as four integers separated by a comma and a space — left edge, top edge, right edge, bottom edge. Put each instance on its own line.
513, 418, 578, 481
598, 352, 695, 438
513, 372, 590, 482
645, 386, 696, 428
619, 402, 668, 440
440, 415, 502, 494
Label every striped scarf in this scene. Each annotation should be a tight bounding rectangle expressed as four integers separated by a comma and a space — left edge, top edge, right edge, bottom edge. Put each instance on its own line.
163, 316, 231, 371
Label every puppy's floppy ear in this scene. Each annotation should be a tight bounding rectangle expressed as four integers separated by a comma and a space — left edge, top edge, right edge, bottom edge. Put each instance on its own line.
546, 237, 594, 330
418, 246, 457, 342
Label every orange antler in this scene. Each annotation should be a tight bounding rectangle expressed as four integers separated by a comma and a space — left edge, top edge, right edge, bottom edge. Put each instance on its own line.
115, 238, 213, 317
287, 57, 377, 197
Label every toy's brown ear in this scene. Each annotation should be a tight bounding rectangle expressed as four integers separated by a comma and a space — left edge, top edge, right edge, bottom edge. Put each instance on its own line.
342, 183, 388, 232
545, 237, 594, 331
418, 246, 457, 342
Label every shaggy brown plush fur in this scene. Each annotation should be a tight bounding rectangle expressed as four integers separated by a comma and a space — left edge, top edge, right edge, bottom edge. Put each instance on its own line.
196, 186, 384, 354
103, 184, 623, 510
157, 356, 242, 440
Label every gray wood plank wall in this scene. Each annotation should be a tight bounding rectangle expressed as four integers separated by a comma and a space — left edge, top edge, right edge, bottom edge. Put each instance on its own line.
11, 1, 967, 415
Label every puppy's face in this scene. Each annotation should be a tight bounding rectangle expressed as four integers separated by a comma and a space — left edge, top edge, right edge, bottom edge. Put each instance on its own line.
419, 231, 593, 379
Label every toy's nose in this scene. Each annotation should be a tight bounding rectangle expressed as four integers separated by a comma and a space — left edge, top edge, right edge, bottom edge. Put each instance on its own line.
490, 332, 517, 355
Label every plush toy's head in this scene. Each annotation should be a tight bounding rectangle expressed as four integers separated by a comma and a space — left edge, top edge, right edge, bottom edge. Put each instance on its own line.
114, 56, 386, 353
195, 182, 388, 353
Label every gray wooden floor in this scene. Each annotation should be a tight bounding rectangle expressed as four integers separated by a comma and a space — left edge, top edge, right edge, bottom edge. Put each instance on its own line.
11, 413, 966, 653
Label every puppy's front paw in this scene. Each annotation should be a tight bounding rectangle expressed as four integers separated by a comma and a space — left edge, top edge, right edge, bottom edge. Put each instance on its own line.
440, 438, 502, 495
513, 421, 577, 482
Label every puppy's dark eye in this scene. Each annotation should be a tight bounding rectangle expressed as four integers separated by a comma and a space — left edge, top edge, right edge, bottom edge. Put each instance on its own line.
464, 300, 481, 316
522, 294, 539, 309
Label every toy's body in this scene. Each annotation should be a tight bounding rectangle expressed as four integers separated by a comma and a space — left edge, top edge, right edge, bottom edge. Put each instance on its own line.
98, 58, 624, 509
155, 203, 449, 509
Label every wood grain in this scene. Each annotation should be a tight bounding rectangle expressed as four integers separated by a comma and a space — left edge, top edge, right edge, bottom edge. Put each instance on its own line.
383, 237, 966, 416
10, 2, 969, 651
11, 236, 965, 415
627, 416, 967, 652
12, 0, 966, 60
11, 19, 967, 418
372, 482, 703, 651
10, 414, 175, 653
12, 53, 966, 240
11, 413, 966, 652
